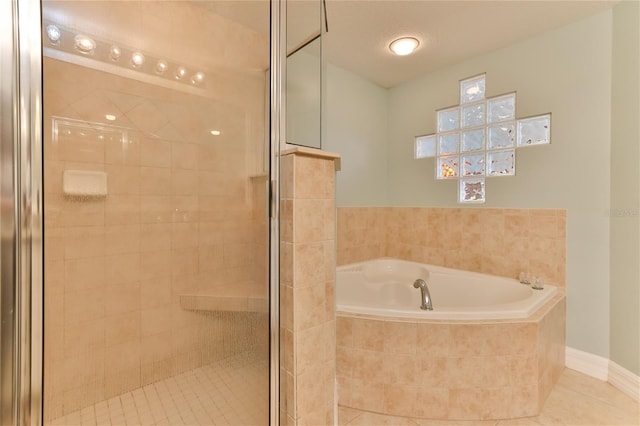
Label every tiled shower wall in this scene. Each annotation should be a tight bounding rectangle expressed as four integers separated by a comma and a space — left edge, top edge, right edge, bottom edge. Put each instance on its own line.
43, 58, 267, 419
337, 207, 566, 286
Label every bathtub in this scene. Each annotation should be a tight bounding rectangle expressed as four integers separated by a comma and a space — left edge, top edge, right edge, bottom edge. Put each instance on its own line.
337, 258, 557, 320
335, 258, 566, 420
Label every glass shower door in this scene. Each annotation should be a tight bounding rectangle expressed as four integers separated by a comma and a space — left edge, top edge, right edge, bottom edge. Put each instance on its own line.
41, 1, 271, 424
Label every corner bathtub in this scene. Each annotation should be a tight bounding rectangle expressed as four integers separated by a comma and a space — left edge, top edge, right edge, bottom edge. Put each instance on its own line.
337, 258, 557, 320
335, 258, 566, 421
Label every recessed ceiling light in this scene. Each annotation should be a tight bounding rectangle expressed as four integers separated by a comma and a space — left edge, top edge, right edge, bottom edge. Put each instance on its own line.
389, 37, 420, 56
191, 72, 205, 85
175, 66, 187, 80
46, 25, 61, 44
74, 34, 96, 54
155, 60, 168, 75
131, 52, 145, 68
110, 46, 121, 61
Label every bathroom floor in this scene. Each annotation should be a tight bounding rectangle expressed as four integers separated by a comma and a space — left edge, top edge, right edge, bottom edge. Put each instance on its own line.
47, 352, 268, 426
339, 368, 639, 426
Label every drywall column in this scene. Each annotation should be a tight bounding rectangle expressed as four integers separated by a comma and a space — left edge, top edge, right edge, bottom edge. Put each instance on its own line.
280, 148, 339, 425
610, 0, 640, 377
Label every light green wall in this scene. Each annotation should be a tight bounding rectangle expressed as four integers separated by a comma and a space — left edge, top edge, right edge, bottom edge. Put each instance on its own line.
323, 8, 640, 374
610, 0, 640, 376
287, 43, 321, 148
323, 63, 389, 206
386, 11, 613, 359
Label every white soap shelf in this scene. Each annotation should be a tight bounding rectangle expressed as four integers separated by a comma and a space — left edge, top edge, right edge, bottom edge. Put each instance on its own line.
63, 170, 108, 198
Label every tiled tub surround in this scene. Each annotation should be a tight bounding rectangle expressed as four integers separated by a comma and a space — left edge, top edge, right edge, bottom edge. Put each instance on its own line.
336, 207, 566, 420
336, 293, 566, 420
280, 148, 339, 426
337, 207, 566, 288
43, 56, 268, 420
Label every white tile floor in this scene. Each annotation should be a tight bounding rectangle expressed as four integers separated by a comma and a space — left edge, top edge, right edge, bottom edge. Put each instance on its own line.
47, 353, 269, 426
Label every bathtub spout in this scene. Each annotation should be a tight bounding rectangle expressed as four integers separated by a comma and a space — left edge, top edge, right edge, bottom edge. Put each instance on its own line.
413, 279, 433, 310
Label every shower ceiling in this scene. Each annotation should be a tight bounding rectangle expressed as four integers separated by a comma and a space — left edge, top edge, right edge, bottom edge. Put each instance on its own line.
42, 1, 270, 73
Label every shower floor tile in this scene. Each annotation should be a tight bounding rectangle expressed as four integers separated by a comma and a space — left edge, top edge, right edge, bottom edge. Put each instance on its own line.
47, 353, 268, 426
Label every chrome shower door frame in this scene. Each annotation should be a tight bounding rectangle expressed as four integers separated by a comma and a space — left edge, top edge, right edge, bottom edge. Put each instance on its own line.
0, 0, 43, 425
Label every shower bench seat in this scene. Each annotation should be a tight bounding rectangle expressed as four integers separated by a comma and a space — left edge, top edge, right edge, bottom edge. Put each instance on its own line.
179, 283, 268, 313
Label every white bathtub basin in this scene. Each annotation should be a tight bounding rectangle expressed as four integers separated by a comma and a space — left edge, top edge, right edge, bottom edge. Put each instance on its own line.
336, 258, 557, 320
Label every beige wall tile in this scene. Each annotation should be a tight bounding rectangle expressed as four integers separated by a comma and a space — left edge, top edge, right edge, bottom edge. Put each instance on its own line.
351, 318, 384, 351
383, 322, 417, 355
65, 257, 105, 292
140, 167, 172, 195
105, 253, 141, 285
172, 143, 199, 170
64, 318, 105, 355
105, 340, 141, 374
293, 284, 326, 332
336, 207, 566, 286
141, 305, 173, 337
293, 242, 325, 287
62, 199, 105, 227
140, 223, 171, 252
64, 226, 105, 259
140, 137, 171, 168
105, 195, 140, 225
105, 134, 141, 166
105, 283, 140, 316
171, 170, 199, 196
64, 288, 105, 325
140, 195, 173, 223
106, 165, 141, 195
105, 224, 141, 255
140, 276, 172, 309
382, 353, 416, 386
295, 324, 325, 376
105, 312, 140, 347
350, 378, 384, 412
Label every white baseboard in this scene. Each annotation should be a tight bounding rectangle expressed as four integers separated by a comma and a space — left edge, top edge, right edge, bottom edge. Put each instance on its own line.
609, 360, 640, 401
565, 346, 609, 380
565, 346, 640, 401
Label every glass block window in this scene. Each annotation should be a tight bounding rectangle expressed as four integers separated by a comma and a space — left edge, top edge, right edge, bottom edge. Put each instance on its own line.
437, 107, 459, 132
488, 122, 515, 150
461, 103, 485, 128
517, 114, 551, 147
437, 155, 459, 179
460, 74, 486, 104
487, 93, 516, 123
415, 134, 436, 158
487, 149, 515, 176
459, 178, 485, 203
414, 73, 551, 203
461, 153, 485, 177
461, 129, 485, 152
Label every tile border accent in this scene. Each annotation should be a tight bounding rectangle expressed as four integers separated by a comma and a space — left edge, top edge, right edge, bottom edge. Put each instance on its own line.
281, 147, 342, 170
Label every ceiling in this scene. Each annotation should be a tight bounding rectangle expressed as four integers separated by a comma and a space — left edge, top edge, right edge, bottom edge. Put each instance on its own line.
43, 1, 618, 89
322, 0, 617, 88
208, 0, 617, 88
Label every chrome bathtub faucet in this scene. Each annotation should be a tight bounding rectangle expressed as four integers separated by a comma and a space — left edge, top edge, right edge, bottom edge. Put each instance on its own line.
413, 279, 433, 310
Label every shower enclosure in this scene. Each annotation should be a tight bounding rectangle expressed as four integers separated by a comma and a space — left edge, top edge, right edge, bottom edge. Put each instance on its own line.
1, 0, 284, 424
